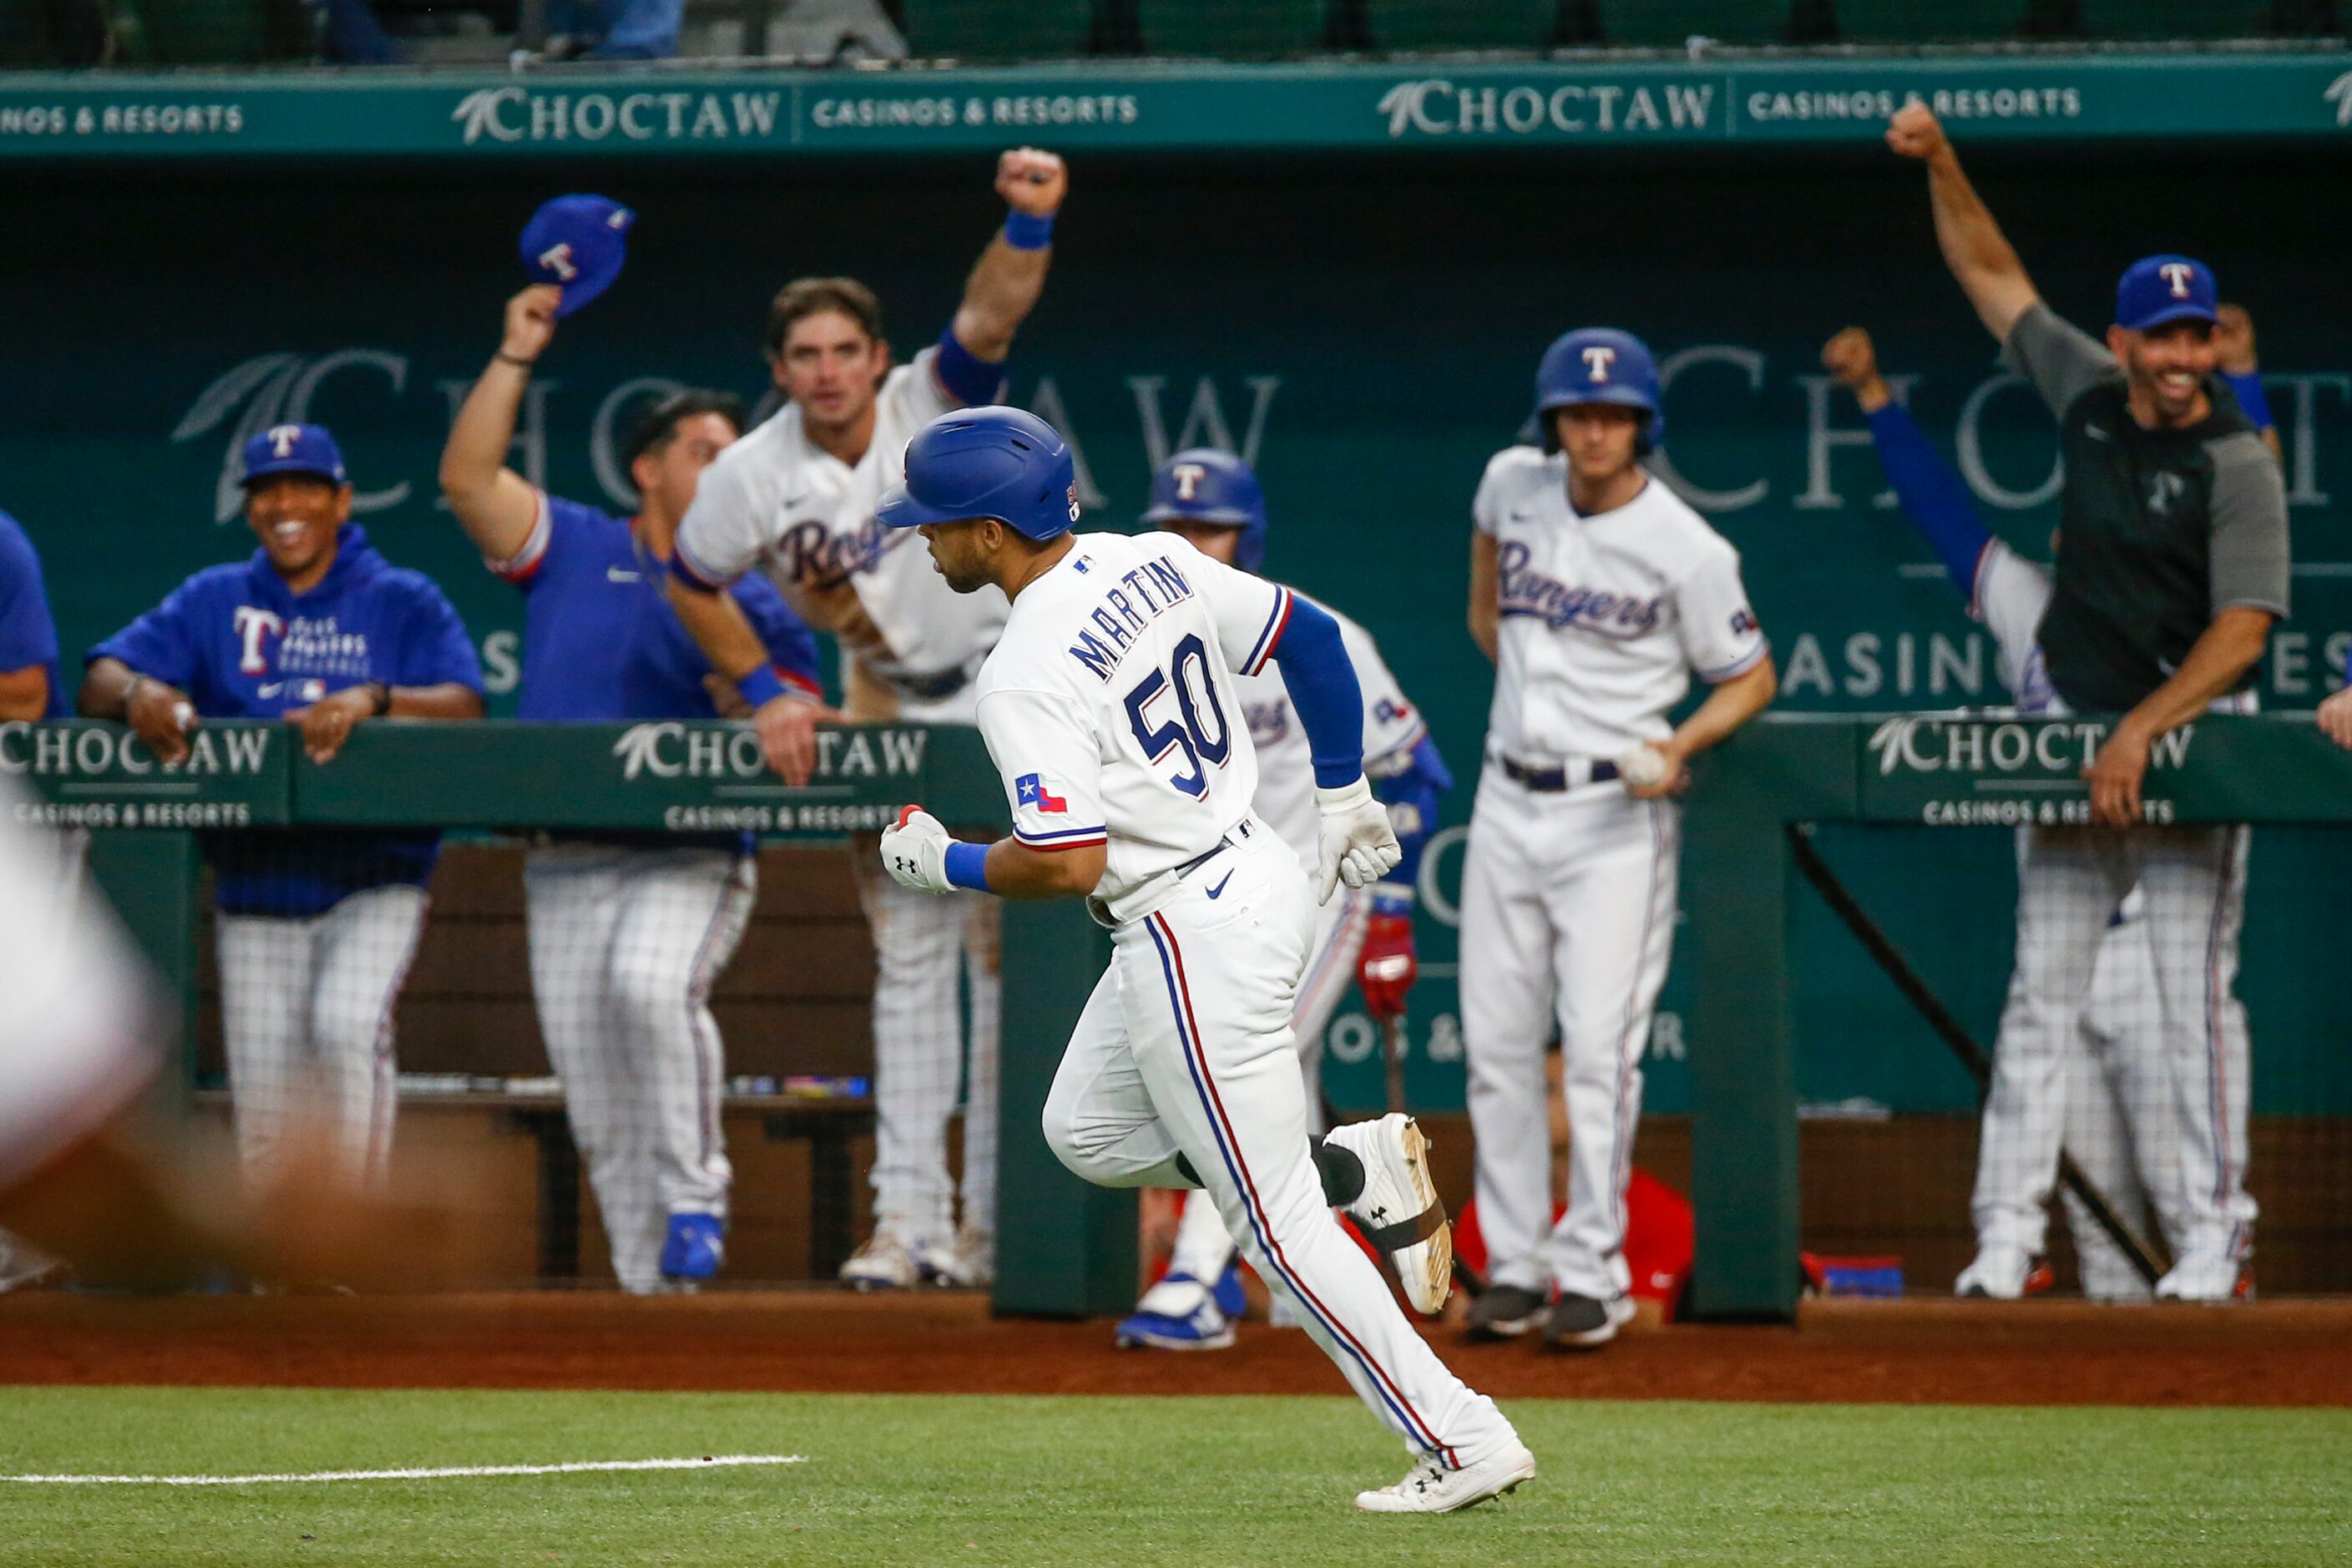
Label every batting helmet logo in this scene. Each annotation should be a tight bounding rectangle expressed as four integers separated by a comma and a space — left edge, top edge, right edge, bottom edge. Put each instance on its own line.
1172, 462, 1208, 501
1582, 346, 1618, 382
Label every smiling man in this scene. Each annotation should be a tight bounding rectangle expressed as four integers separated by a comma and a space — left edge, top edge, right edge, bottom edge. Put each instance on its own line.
80, 423, 483, 1186
1887, 104, 2289, 1300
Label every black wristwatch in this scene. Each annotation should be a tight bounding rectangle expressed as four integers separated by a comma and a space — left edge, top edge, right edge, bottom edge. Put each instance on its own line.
367, 682, 392, 716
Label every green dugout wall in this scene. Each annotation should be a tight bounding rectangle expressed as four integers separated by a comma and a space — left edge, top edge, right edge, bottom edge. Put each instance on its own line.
15, 715, 2349, 1318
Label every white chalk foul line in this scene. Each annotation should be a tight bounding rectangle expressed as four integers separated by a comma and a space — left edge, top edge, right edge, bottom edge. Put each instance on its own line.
3, 1454, 807, 1486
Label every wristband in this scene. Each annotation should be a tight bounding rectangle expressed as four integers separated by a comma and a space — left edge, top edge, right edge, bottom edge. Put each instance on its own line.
1370, 882, 1414, 918
735, 665, 789, 710
367, 682, 392, 716
2220, 370, 2274, 431
1002, 209, 1055, 250
495, 351, 537, 369
944, 841, 992, 893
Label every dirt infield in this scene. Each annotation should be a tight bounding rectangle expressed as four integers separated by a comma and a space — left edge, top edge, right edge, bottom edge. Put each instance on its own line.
2, 1291, 2344, 1407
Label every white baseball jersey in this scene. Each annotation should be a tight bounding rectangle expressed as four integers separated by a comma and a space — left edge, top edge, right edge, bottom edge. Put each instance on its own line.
1474, 451, 1765, 760
1237, 594, 1423, 874
676, 346, 1008, 720
975, 530, 1296, 908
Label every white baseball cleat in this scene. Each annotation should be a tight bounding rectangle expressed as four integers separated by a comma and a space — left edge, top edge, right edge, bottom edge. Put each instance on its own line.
2153, 1252, 2251, 1303
915, 1224, 996, 1289
1954, 1244, 2051, 1300
1322, 1114, 1453, 1314
1355, 1442, 1537, 1515
839, 1230, 923, 1292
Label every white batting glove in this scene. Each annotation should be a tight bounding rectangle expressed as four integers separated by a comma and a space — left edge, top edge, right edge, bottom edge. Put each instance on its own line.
1313, 776, 1403, 905
880, 806, 954, 895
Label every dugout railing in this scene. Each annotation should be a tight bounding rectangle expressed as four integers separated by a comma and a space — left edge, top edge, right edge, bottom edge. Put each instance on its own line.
11, 713, 2351, 1320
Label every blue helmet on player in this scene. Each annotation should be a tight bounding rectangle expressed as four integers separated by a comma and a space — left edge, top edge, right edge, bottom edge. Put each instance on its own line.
1534, 327, 1664, 457
1141, 448, 1267, 572
877, 406, 1080, 542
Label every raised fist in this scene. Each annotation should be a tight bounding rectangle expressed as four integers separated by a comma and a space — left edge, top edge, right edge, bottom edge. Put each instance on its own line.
1884, 103, 1946, 161
1820, 326, 1879, 392
996, 147, 1067, 217
502, 284, 561, 365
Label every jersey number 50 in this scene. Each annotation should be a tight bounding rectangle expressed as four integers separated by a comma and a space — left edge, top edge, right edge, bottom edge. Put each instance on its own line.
1124, 633, 1232, 799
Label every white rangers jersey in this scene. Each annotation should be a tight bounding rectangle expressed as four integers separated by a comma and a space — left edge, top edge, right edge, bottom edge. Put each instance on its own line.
975, 531, 1299, 906
675, 346, 1008, 721
1237, 594, 1423, 876
1474, 450, 1766, 761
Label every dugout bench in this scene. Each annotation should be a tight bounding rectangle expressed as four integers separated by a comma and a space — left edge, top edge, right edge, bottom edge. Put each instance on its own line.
16, 714, 2352, 1320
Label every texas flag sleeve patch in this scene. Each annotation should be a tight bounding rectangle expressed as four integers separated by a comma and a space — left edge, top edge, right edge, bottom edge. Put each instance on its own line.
1015, 771, 1067, 813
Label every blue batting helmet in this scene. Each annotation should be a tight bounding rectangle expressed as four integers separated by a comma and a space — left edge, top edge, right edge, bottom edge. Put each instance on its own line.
877, 407, 1080, 542
1535, 327, 1664, 455
1141, 448, 1267, 573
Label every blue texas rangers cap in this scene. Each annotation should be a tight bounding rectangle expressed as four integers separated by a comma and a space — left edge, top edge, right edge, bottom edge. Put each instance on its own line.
520, 194, 635, 318
240, 422, 347, 486
2115, 254, 2218, 332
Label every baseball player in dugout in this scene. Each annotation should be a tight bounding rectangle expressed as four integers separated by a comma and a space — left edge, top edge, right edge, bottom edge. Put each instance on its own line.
1112, 449, 1452, 1352
438, 195, 826, 1292
666, 148, 1068, 1292
79, 424, 485, 1186
873, 406, 1533, 1514
1888, 104, 2289, 1302
1462, 329, 1777, 1351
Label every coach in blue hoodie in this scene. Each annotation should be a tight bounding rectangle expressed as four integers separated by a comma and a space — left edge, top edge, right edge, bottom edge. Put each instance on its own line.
82, 423, 483, 1186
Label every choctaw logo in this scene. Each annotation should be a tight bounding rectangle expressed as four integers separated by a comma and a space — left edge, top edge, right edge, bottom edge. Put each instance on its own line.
612, 722, 928, 781
1865, 716, 2193, 776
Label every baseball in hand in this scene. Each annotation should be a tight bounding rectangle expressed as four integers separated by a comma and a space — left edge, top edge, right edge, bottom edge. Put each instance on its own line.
1617, 746, 1670, 790
172, 701, 196, 733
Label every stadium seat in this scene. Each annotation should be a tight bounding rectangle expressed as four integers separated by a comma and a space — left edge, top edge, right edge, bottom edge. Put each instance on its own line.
1828, 0, 2026, 43
2076, 0, 2274, 38
1135, 0, 1323, 57
1591, 0, 1788, 47
1366, 0, 1558, 51
896, 0, 1095, 58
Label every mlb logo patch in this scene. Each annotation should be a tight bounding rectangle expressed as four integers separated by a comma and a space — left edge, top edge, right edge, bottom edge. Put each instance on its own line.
1015, 772, 1068, 813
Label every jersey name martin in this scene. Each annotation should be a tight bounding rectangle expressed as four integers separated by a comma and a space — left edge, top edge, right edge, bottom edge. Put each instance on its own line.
1495, 540, 1663, 638
1065, 553, 1200, 683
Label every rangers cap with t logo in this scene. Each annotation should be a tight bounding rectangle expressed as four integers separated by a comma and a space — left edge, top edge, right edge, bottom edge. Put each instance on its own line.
240, 423, 346, 486
2114, 254, 2218, 331
520, 194, 635, 318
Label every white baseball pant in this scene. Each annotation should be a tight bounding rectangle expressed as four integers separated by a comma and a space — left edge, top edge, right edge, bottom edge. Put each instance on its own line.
1970, 546, 2256, 1290
1043, 828, 1517, 1469
852, 853, 1000, 1252
2063, 903, 2188, 1300
524, 843, 754, 1293
1460, 776, 1680, 1303
1164, 883, 1369, 1285
215, 883, 428, 1186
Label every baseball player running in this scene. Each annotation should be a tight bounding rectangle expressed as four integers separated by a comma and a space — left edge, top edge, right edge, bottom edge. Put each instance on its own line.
1824, 325, 2203, 1299
439, 280, 823, 1292
873, 407, 1532, 1513
666, 149, 1068, 1291
1888, 104, 2289, 1301
1112, 448, 1452, 1351
1462, 329, 1778, 1349
79, 424, 484, 1184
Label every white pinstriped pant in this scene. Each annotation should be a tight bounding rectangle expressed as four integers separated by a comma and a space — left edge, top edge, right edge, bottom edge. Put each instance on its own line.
215, 883, 428, 1187
1460, 776, 1680, 1302
525, 843, 755, 1294
852, 857, 1000, 1248
1165, 883, 1368, 1284
1043, 829, 1515, 1469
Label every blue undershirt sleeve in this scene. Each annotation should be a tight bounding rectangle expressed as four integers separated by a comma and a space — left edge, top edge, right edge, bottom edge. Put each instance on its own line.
1867, 402, 1995, 599
933, 328, 1004, 410
1268, 595, 1368, 790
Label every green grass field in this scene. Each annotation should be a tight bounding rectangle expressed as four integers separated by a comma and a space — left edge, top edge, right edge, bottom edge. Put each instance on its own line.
1, 1388, 2346, 1566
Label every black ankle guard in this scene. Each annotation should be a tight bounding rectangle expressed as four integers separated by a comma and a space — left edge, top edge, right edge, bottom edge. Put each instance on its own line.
1313, 1138, 1366, 1208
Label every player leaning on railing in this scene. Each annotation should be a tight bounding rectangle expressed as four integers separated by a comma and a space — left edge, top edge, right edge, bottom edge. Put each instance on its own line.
1886, 102, 2289, 1301
78, 425, 483, 1190
438, 195, 825, 1293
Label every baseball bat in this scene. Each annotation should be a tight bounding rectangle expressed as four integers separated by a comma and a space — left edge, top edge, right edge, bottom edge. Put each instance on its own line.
1786, 827, 2167, 1287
